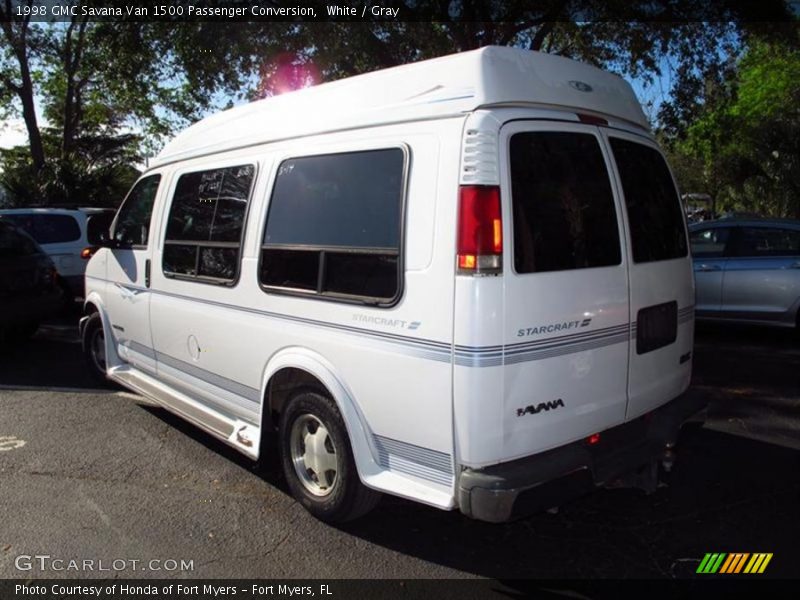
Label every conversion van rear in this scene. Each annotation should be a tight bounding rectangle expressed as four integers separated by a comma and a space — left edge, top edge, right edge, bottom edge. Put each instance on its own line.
82, 47, 700, 523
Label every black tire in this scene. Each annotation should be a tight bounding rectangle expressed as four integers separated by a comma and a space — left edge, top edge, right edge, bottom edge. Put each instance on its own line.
82, 312, 108, 383
279, 390, 380, 523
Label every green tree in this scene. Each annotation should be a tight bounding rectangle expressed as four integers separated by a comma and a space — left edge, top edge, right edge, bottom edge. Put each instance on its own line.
0, 4, 253, 205
663, 36, 800, 218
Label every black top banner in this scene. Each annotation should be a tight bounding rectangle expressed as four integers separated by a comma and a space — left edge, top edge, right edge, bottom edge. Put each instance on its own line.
0, 0, 797, 23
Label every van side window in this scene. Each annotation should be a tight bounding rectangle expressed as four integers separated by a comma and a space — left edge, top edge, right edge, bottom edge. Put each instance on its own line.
260, 148, 405, 304
510, 132, 621, 274
113, 175, 161, 247
163, 165, 255, 284
609, 138, 688, 263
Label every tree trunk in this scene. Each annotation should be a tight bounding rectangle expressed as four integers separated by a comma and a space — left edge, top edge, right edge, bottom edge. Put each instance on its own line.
0, 10, 45, 171
18, 58, 45, 171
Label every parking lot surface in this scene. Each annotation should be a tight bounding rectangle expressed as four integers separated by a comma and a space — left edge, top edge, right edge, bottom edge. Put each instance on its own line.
0, 319, 798, 579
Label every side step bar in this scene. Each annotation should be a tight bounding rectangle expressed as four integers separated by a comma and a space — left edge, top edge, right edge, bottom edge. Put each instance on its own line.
109, 365, 261, 460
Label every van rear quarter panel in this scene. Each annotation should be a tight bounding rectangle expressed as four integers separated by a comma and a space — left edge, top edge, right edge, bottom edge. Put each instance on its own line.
147, 119, 464, 481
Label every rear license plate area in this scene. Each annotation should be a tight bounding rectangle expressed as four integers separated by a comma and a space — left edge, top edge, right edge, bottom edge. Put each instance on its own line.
636, 301, 677, 354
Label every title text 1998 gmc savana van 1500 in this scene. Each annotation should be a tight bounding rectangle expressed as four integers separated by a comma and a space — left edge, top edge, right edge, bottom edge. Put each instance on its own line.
81, 47, 701, 523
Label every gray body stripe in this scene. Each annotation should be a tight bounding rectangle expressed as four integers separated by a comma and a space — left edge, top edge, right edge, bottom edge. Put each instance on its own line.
123, 339, 259, 403
91, 277, 693, 368
374, 434, 453, 487
155, 351, 261, 403
127, 340, 157, 359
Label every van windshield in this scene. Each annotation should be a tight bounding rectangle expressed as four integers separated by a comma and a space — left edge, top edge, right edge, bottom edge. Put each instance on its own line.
609, 138, 688, 263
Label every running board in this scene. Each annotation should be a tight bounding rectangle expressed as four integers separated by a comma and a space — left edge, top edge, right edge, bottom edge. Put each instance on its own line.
109, 365, 261, 460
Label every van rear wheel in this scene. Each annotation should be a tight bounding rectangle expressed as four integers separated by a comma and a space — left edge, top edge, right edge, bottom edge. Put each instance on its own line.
279, 390, 380, 522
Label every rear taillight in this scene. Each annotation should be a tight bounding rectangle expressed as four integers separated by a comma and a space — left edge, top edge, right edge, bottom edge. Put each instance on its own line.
81, 246, 97, 259
457, 185, 502, 275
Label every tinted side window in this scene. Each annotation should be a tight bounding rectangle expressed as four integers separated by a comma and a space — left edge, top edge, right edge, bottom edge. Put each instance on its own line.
113, 175, 161, 247
690, 227, 731, 258
510, 132, 621, 274
260, 149, 404, 304
610, 138, 688, 263
733, 227, 800, 257
163, 165, 254, 284
4, 214, 80, 244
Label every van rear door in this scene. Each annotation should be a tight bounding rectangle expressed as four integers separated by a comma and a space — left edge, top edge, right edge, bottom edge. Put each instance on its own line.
498, 121, 630, 461
601, 131, 694, 420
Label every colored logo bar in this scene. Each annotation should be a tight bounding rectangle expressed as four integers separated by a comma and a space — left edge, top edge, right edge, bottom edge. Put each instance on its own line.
696, 553, 773, 574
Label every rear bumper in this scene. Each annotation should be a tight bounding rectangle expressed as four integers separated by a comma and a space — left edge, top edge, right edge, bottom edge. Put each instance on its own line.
457, 390, 705, 523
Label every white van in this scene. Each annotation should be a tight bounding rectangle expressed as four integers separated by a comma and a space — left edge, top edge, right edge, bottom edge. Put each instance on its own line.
81, 47, 699, 523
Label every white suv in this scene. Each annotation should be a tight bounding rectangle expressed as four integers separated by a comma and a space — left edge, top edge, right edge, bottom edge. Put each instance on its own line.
0, 207, 115, 300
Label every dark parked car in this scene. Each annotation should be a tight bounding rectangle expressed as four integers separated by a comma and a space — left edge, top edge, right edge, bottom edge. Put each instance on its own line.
0, 207, 115, 300
689, 219, 800, 329
0, 220, 64, 344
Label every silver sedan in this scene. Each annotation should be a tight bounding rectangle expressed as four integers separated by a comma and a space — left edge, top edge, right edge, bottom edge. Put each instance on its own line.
689, 219, 800, 329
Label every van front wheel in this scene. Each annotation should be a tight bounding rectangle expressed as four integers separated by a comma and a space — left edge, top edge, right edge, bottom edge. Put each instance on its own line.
82, 313, 107, 383
279, 390, 380, 522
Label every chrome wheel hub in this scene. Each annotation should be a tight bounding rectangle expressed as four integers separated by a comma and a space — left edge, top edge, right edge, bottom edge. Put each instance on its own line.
290, 414, 338, 497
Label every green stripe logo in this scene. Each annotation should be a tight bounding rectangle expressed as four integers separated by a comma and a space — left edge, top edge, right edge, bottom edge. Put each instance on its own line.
697, 553, 726, 573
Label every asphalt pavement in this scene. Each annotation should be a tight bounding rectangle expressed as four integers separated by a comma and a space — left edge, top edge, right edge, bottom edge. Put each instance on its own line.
0, 318, 797, 579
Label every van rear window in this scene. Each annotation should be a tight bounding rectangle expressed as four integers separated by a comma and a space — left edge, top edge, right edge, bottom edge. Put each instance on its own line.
510, 132, 621, 274
260, 148, 404, 305
609, 138, 688, 263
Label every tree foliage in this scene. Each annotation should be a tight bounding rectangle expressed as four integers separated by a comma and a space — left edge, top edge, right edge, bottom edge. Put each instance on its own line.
0, 129, 140, 207
1, 0, 796, 208
661, 34, 800, 218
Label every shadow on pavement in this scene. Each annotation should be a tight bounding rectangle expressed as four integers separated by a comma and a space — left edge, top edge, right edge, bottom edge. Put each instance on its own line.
3, 316, 798, 580
0, 316, 112, 391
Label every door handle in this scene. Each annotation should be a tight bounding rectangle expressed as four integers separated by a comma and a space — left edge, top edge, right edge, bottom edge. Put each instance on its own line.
696, 264, 721, 272
116, 283, 139, 299
789, 262, 800, 269
145, 259, 151, 288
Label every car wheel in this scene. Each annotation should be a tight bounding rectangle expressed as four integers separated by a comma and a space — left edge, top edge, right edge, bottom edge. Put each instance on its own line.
279, 390, 380, 523
82, 312, 108, 382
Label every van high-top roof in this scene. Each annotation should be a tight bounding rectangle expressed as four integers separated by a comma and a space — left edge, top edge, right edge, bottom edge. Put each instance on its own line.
153, 46, 648, 168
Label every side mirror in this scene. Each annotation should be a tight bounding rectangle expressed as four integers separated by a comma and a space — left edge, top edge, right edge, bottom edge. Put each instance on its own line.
97, 230, 120, 249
